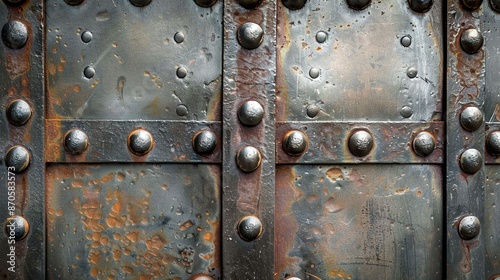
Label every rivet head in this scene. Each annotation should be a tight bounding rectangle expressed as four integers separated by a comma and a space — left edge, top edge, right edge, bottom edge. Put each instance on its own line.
2, 20, 28, 49
194, 0, 217, 7
460, 29, 483, 54
6, 99, 31, 126
461, 0, 483, 10
309, 67, 320, 79
238, 101, 264, 126
4, 216, 29, 241
128, 129, 153, 156
238, 0, 263, 8
285, 278, 302, 280
346, 0, 371, 10
237, 216, 262, 241
192, 130, 217, 155
486, 131, 500, 156
401, 35, 412, 47
64, 0, 84, 5
129, 0, 152, 6
176, 66, 187, 79
64, 129, 89, 155
81, 31, 93, 43
283, 130, 308, 156
408, 0, 433, 12
458, 216, 480, 240
174, 32, 185, 44
491, 0, 500, 12
316, 31, 327, 43
176, 104, 188, 116
407, 67, 418, 78
400, 105, 413, 118
348, 130, 374, 157
237, 22, 264, 50
236, 146, 261, 172
306, 104, 320, 118
5, 0, 25, 5
460, 148, 482, 174
282, 0, 307, 10
84, 66, 95, 79
191, 275, 214, 280
412, 131, 436, 157
460, 106, 483, 132
5, 146, 30, 173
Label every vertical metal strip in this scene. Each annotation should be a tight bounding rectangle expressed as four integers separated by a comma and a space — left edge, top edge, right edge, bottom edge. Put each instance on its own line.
446, 0, 485, 279
222, 0, 276, 278
0, 0, 45, 279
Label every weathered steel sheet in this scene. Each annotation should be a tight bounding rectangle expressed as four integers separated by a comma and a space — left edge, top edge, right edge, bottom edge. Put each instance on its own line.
485, 166, 500, 279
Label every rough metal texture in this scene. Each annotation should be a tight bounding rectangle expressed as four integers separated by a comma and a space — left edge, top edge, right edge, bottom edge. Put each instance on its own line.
485, 167, 500, 278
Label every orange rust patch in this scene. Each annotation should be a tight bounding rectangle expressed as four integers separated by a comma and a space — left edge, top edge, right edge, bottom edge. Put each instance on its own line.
180, 220, 193, 231
328, 268, 352, 279
203, 232, 213, 241
395, 186, 410, 195
326, 168, 343, 181
100, 172, 115, 183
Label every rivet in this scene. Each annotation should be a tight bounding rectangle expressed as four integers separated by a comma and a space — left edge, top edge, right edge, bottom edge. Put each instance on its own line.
238, 101, 264, 126
194, 0, 218, 7
285, 278, 302, 280
81, 31, 93, 43
64, 0, 84, 5
282, 0, 307, 10
306, 104, 320, 118
412, 131, 436, 157
238, 0, 263, 8
2, 20, 28, 49
176, 66, 187, 79
192, 130, 217, 155
460, 148, 482, 174
128, 129, 154, 156
460, 106, 483, 132
491, 0, 500, 12
400, 105, 413, 118
460, 28, 483, 54
237, 22, 264, 50
486, 131, 500, 156
346, 0, 371, 10
4, 216, 29, 241
408, 0, 433, 12
236, 146, 261, 172
84, 66, 95, 79
309, 67, 320, 79
461, 0, 483, 10
237, 216, 262, 241
283, 130, 308, 156
176, 104, 188, 116
129, 0, 152, 6
174, 32, 185, 44
400, 35, 412, 47
407, 67, 417, 79
64, 129, 89, 155
5, 0, 25, 5
6, 99, 32, 126
5, 145, 30, 173
348, 130, 374, 157
191, 275, 214, 280
458, 216, 480, 240
316, 31, 327, 43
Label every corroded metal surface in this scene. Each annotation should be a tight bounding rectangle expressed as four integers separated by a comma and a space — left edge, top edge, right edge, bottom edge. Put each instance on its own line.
485, 167, 500, 278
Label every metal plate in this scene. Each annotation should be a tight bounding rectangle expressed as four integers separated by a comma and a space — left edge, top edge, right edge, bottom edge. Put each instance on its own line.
485, 166, 500, 278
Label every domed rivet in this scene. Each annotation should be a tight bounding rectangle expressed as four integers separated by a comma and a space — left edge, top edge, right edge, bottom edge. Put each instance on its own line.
236, 146, 261, 172
192, 130, 217, 155
176, 104, 188, 116
412, 131, 436, 157
285, 278, 302, 280
238, 101, 264, 126
4, 216, 29, 241
400, 105, 413, 118
460, 148, 482, 174
64, 0, 84, 5
401, 35, 412, 47
190, 275, 214, 280
5, 0, 25, 5
346, 0, 371, 10
407, 67, 418, 79
5, 145, 30, 173
316, 31, 327, 43
174, 32, 185, 44
282, 0, 307, 10
84, 66, 95, 79
306, 104, 320, 118
458, 216, 480, 240
461, 0, 483, 10
486, 131, 500, 156
237, 22, 264, 50
491, 0, 500, 12
460, 28, 483, 54
238, 0, 263, 8
2, 21, 28, 49
129, 0, 152, 7
348, 130, 374, 157
237, 216, 262, 241
283, 130, 308, 156
81, 31, 93, 43
128, 129, 154, 156
460, 106, 483, 132
6, 99, 32, 126
64, 129, 89, 155
408, 0, 433, 12
176, 66, 187, 79
309, 67, 320, 79
194, 0, 218, 7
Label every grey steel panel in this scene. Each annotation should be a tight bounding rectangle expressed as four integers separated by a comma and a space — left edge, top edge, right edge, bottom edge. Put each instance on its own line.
485, 166, 500, 278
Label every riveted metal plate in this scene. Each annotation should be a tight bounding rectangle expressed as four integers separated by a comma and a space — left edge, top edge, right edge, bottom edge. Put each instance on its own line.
485, 167, 500, 277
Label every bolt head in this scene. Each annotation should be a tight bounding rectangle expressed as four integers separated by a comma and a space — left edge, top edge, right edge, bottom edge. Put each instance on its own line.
413, 131, 436, 157
236, 146, 261, 172
461, 0, 483, 10
460, 148, 483, 174
237, 216, 262, 241
6, 99, 32, 126
4, 216, 29, 240
5, 145, 30, 173
238, 0, 263, 8
128, 129, 154, 156
2, 20, 28, 49
283, 130, 308, 156
458, 216, 480, 240
487, 131, 500, 156
461, 29, 484, 54
408, 0, 433, 12
64, 129, 89, 155
192, 130, 217, 155
238, 101, 264, 126
346, 0, 371, 10
460, 106, 483, 132
129, 0, 152, 6
348, 130, 374, 157
237, 22, 264, 50
282, 0, 307, 10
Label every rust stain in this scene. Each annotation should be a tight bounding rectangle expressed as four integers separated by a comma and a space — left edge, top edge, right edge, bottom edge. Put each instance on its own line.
326, 168, 343, 181
328, 268, 352, 279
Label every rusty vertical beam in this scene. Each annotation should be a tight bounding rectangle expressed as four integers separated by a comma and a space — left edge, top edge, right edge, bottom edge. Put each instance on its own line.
222, 0, 276, 279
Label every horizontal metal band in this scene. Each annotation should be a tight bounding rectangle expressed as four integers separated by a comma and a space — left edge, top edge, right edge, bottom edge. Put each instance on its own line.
45, 120, 221, 163
276, 121, 444, 164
